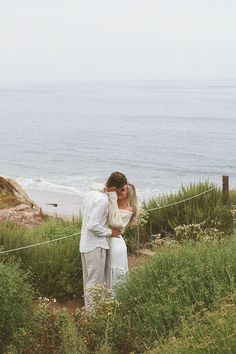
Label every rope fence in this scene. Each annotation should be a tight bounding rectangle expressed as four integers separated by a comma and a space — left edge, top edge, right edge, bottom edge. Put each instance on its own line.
144, 186, 216, 213
0, 232, 81, 255
0, 184, 222, 256
136, 186, 217, 251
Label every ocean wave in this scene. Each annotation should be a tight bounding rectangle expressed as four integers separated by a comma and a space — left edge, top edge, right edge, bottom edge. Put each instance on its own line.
16, 177, 86, 196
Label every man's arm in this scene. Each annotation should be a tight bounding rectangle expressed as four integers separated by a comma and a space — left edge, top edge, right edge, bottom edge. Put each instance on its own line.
87, 198, 113, 237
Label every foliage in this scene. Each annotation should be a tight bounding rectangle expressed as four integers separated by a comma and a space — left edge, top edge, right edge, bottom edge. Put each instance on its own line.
4, 234, 236, 353
0, 218, 83, 299
229, 189, 236, 205
149, 292, 236, 354
114, 235, 236, 352
174, 221, 225, 243
124, 206, 149, 253
5, 299, 82, 354
0, 261, 33, 352
75, 285, 128, 353
143, 182, 233, 241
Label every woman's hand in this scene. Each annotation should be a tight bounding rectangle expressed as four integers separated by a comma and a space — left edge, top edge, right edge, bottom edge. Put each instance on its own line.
106, 186, 117, 192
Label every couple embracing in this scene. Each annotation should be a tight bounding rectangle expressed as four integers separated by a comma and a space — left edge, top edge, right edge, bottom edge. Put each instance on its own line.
80, 171, 137, 308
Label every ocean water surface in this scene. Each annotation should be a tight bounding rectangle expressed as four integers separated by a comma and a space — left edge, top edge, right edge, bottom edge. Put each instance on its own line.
0, 80, 236, 212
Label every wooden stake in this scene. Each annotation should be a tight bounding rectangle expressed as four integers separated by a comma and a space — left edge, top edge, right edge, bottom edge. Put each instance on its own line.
222, 175, 229, 203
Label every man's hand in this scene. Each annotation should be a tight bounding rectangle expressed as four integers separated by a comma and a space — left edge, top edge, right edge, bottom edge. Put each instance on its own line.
111, 228, 121, 237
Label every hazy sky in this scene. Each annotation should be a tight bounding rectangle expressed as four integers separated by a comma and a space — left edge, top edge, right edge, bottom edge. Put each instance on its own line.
1, 0, 236, 83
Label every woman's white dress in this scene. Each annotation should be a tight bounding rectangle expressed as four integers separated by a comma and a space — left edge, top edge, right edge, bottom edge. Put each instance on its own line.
106, 192, 132, 290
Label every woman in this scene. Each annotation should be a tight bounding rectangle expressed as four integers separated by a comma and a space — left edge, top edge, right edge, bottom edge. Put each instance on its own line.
106, 183, 137, 291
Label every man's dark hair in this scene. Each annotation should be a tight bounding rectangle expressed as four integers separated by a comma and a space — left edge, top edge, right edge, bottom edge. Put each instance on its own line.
106, 171, 127, 189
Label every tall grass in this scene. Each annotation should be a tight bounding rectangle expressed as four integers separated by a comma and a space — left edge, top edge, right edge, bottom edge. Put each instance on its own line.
0, 261, 33, 352
149, 292, 236, 353
0, 218, 83, 298
114, 235, 236, 352
143, 182, 233, 236
6, 303, 82, 354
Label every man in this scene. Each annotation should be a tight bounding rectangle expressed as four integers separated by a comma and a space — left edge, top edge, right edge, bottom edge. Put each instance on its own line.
80, 171, 127, 308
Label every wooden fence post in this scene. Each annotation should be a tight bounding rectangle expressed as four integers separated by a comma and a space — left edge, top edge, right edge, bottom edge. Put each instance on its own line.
222, 175, 229, 203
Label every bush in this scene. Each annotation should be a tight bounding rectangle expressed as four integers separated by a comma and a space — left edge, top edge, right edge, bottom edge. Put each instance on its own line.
174, 222, 225, 243
123, 207, 149, 253
75, 285, 128, 353
150, 292, 236, 354
229, 189, 236, 205
143, 182, 233, 239
0, 218, 83, 299
114, 236, 236, 352
0, 261, 33, 351
5, 299, 82, 354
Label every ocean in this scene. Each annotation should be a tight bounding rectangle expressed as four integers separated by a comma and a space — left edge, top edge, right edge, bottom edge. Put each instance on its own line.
1, 80, 236, 215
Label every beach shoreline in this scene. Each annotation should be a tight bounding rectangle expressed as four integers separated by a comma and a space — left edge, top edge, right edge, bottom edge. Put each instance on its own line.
26, 189, 83, 218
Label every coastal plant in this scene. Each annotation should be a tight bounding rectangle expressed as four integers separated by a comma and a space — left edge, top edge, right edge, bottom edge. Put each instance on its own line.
174, 222, 225, 243
124, 206, 149, 253
149, 292, 236, 354
231, 205, 236, 231
0, 261, 33, 352
114, 235, 236, 352
229, 189, 236, 205
75, 285, 127, 353
0, 218, 83, 299
143, 182, 233, 240
5, 299, 82, 354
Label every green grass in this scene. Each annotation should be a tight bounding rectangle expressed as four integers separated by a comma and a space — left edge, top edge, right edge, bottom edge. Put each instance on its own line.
0, 218, 83, 298
143, 182, 233, 235
149, 292, 236, 353
2, 231, 236, 353
113, 234, 236, 352
0, 261, 33, 352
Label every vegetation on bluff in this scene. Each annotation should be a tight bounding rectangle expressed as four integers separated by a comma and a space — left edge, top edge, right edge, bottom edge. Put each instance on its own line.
0, 181, 236, 353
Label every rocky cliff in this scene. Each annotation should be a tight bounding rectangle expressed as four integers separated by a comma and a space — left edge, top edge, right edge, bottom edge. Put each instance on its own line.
0, 176, 47, 227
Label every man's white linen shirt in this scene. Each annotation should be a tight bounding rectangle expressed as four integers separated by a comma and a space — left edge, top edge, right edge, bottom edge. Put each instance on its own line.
80, 184, 112, 253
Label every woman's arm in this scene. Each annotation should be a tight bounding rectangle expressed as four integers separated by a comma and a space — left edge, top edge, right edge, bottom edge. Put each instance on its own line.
107, 192, 125, 233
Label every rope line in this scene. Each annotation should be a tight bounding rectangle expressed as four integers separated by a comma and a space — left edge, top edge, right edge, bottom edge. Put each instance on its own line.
0, 187, 216, 255
0, 232, 80, 255
145, 187, 216, 213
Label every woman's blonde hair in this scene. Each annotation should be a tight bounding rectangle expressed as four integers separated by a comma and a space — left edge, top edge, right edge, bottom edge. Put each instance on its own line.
127, 183, 137, 225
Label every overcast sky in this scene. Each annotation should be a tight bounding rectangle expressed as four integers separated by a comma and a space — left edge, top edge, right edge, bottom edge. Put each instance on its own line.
1, 0, 236, 83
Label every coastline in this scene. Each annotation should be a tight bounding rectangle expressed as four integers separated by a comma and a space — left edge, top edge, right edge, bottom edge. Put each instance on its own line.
26, 189, 83, 218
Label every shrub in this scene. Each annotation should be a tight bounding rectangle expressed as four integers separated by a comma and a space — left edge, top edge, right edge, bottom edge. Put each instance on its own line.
143, 182, 233, 240
150, 292, 236, 354
0, 218, 83, 299
229, 189, 236, 205
75, 286, 128, 353
124, 207, 149, 253
0, 261, 33, 352
5, 299, 82, 354
114, 236, 236, 352
174, 222, 225, 243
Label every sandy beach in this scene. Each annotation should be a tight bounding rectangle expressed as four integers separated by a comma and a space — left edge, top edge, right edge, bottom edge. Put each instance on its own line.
26, 189, 83, 218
